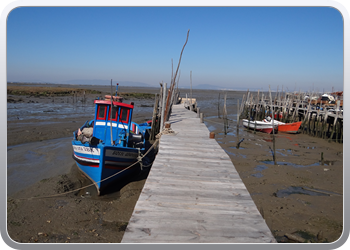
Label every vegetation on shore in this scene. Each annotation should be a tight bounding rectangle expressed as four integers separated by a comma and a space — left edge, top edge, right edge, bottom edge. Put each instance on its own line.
118, 92, 154, 99
7, 86, 101, 97
7, 86, 154, 99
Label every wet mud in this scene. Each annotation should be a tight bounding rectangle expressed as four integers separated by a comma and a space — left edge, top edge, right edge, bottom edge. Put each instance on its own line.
7, 85, 343, 243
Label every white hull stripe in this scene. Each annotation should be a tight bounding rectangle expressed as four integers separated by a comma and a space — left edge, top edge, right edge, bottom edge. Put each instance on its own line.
74, 153, 100, 163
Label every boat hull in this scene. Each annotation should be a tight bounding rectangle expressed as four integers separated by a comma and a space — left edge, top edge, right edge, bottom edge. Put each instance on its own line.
277, 121, 302, 134
72, 142, 142, 195
242, 119, 278, 134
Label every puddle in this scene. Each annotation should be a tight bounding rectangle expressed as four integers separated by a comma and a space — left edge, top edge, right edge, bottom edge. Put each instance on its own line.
224, 149, 236, 156
324, 160, 336, 166
238, 153, 247, 159
224, 149, 246, 158
229, 146, 245, 149
251, 173, 263, 178
251, 164, 268, 178
261, 160, 325, 168
218, 131, 237, 136
275, 150, 287, 157
275, 186, 330, 198
255, 165, 268, 171
206, 125, 216, 131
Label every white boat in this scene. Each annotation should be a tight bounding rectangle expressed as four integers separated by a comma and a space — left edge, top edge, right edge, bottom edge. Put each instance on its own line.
242, 119, 278, 134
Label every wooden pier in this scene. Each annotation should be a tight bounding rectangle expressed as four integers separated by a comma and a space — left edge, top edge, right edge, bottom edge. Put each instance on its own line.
122, 105, 276, 243
240, 90, 343, 142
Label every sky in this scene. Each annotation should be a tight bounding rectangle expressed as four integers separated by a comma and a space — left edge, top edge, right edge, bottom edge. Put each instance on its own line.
6, 6, 344, 92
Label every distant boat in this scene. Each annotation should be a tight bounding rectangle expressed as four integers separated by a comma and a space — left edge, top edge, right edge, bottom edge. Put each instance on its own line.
269, 120, 302, 134
242, 119, 278, 134
71, 84, 153, 195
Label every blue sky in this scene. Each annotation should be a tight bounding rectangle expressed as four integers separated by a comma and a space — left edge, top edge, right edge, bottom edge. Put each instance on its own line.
7, 7, 343, 91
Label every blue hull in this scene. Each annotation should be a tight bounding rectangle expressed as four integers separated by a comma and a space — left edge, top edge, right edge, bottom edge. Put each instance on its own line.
72, 141, 143, 195
71, 92, 152, 195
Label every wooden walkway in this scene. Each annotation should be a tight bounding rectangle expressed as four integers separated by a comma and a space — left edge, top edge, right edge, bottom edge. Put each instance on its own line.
122, 105, 276, 243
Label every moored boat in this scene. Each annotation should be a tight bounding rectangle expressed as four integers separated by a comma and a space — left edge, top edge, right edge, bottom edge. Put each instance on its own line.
272, 120, 302, 134
71, 83, 153, 195
242, 119, 278, 134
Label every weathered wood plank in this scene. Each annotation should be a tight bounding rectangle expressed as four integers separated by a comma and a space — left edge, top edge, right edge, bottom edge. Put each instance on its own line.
122, 105, 276, 243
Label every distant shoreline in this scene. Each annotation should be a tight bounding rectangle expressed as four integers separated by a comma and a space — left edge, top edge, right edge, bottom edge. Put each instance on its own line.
7, 81, 273, 92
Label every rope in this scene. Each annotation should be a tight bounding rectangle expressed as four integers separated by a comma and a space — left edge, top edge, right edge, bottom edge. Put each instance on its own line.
155, 127, 176, 138
15, 139, 160, 200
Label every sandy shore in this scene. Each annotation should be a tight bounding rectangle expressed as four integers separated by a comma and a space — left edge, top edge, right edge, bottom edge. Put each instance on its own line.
7, 84, 343, 243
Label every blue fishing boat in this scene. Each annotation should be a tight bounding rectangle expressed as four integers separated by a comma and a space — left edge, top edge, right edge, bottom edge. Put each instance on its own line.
72, 83, 152, 195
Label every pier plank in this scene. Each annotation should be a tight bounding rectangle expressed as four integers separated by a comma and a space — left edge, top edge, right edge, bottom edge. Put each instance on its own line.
122, 105, 276, 243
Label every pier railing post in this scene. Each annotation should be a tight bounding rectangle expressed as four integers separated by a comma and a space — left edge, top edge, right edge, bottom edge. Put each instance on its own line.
197, 107, 200, 118
200, 113, 203, 123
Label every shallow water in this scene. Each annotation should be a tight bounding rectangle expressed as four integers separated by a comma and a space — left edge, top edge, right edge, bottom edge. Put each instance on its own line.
7, 137, 74, 196
7, 97, 154, 122
260, 160, 324, 168
251, 165, 268, 178
275, 186, 329, 198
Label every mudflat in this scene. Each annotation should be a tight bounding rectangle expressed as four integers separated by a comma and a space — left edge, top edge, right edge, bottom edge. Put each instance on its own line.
7, 83, 343, 243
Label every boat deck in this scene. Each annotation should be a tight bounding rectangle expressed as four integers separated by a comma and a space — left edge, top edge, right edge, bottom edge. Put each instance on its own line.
121, 104, 276, 243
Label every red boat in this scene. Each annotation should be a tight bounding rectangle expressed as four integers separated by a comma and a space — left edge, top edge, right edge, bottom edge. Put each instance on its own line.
277, 121, 302, 133
264, 118, 302, 134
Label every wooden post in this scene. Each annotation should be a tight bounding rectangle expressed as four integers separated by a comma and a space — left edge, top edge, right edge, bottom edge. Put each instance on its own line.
272, 104, 276, 165
160, 82, 167, 132
209, 132, 215, 139
164, 89, 171, 121
190, 71, 193, 111
307, 111, 312, 135
200, 113, 204, 123
316, 108, 321, 137
223, 92, 228, 135
240, 94, 246, 115
218, 93, 221, 118
197, 107, 200, 118
150, 93, 159, 140
330, 100, 340, 142
159, 82, 163, 110
254, 90, 259, 121
301, 104, 311, 134
321, 111, 328, 139
237, 99, 240, 135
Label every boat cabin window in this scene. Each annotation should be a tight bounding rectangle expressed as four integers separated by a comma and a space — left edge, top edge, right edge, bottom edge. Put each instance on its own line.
97, 105, 106, 120
106, 106, 130, 123
111, 106, 118, 120
119, 108, 129, 123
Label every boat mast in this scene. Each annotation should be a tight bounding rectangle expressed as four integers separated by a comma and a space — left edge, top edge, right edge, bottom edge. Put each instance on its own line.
110, 79, 113, 145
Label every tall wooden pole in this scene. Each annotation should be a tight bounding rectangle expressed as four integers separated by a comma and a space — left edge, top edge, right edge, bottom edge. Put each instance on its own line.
160, 82, 167, 131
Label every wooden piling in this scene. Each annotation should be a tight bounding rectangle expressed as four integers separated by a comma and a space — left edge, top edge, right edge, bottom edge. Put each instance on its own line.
150, 94, 159, 140
237, 99, 240, 135
160, 83, 167, 131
